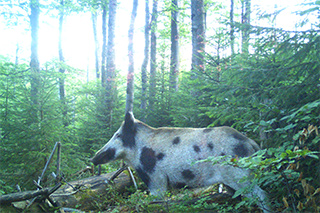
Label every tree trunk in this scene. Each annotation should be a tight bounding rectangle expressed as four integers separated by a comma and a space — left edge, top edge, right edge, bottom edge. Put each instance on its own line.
105, 0, 117, 128
140, 0, 150, 120
101, 1, 107, 86
0, 171, 132, 211
51, 171, 132, 209
106, 0, 117, 92
59, 0, 67, 126
92, 10, 100, 79
241, 0, 250, 54
169, 0, 179, 92
149, 0, 158, 114
30, 0, 40, 110
191, 0, 205, 74
0, 184, 61, 205
230, 0, 235, 55
126, 0, 138, 113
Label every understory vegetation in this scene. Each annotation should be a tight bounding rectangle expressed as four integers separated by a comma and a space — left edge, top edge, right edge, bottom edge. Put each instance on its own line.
1, 0, 320, 212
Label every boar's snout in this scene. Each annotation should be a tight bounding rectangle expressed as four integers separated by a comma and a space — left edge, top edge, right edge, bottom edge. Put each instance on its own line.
91, 148, 116, 166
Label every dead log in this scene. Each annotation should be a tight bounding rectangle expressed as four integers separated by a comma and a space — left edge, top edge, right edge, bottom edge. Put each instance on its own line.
0, 183, 61, 205
51, 170, 132, 209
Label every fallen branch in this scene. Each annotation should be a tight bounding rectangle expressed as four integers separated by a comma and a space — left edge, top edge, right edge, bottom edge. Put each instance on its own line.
0, 183, 62, 205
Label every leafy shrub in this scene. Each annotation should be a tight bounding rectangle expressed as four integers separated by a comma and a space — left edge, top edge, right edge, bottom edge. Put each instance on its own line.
201, 125, 320, 212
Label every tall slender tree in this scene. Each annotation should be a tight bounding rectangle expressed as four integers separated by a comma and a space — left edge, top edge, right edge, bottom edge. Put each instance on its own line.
241, 0, 251, 53
149, 0, 158, 114
101, 1, 107, 86
106, 0, 117, 91
105, 0, 117, 127
169, 0, 179, 91
58, 0, 67, 126
30, 0, 40, 112
191, 0, 205, 73
230, 0, 235, 55
92, 10, 100, 79
126, 0, 138, 113
140, 0, 150, 119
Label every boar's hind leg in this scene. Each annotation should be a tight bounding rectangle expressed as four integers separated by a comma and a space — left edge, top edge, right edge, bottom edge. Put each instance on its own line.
219, 166, 270, 213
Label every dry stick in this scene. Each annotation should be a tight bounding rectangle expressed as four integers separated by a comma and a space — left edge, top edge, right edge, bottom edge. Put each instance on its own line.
38, 141, 59, 185
109, 165, 128, 182
28, 142, 59, 210
127, 167, 138, 190
25, 182, 62, 210
108, 165, 138, 190
0, 183, 62, 205
56, 142, 61, 184
32, 180, 59, 207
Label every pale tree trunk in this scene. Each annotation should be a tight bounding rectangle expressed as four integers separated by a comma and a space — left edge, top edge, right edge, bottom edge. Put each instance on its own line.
149, 0, 158, 114
92, 10, 100, 79
241, 0, 250, 54
126, 0, 138, 113
101, 1, 107, 86
106, 0, 117, 92
58, 0, 67, 126
230, 0, 235, 55
140, 0, 150, 120
191, 0, 205, 74
106, 0, 117, 127
30, 0, 40, 118
169, 0, 179, 92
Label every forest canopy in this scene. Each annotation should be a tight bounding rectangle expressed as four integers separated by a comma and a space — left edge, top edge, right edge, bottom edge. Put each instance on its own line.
0, 0, 319, 212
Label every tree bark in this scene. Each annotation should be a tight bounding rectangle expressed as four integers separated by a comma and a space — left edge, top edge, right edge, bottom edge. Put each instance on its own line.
169, 0, 179, 92
59, 0, 67, 126
92, 10, 100, 79
30, 0, 40, 110
140, 0, 150, 120
51, 171, 132, 209
105, 0, 117, 129
101, 1, 107, 86
230, 0, 235, 55
149, 0, 158, 114
191, 0, 205, 74
241, 0, 251, 54
0, 172, 132, 211
0, 183, 61, 204
106, 0, 117, 92
126, 0, 138, 113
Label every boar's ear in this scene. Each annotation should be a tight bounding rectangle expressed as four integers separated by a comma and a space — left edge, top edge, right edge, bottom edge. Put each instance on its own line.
124, 111, 135, 130
122, 111, 136, 148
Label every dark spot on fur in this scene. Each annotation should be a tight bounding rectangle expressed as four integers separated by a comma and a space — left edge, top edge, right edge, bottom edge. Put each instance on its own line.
232, 132, 248, 142
157, 153, 165, 160
193, 145, 201, 153
172, 137, 180, 145
136, 167, 150, 187
220, 152, 226, 156
203, 128, 213, 133
174, 182, 188, 189
207, 142, 214, 151
233, 143, 249, 157
140, 147, 157, 173
121, 112, 137, 148
91, 148, 116, 166
182, 169, 195, 180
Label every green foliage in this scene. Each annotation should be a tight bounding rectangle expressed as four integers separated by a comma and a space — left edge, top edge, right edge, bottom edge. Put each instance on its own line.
200, 124, 320, 212
0, 57, 125, 193
171, 29, 320, 145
